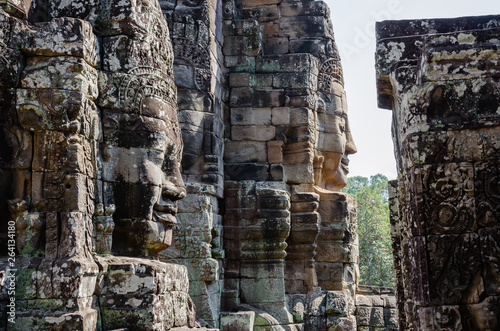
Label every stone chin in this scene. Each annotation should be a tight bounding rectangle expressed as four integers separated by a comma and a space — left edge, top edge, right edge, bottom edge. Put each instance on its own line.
113, 212, 177, 257
322, 155, 350, 191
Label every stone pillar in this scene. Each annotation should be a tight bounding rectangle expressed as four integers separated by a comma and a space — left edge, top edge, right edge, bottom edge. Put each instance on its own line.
315, 190, 358, 295
159, 0, 226, 326
223, 181, 293, 326
376, 15, 500, 330
160, 183, 223, 327
1, 0, 202, 329
8, 14, 101, 328
285, 188, 320, 294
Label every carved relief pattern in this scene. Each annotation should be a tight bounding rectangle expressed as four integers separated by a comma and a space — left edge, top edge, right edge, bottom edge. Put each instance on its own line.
170, 17, 212, 92
0, 1, 202, 330
475, 161, 500, 227
479, 227, 500, 296
434, 306, 462, 330
119, 66, 177, 111
427, 234, 481, 305
422, 163, 476, 235
318, 58, 344, 92
8, 199, 46, 256
94, 203, 115, 255
426, 80, 500, 129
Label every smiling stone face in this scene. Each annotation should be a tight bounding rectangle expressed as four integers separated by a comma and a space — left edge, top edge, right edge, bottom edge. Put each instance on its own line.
103, 94, 186, 257
95, 0, 185, 257
314, 59, 357, 191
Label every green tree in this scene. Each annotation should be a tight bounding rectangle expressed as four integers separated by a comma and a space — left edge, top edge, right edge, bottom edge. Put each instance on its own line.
343, 174, 395, 287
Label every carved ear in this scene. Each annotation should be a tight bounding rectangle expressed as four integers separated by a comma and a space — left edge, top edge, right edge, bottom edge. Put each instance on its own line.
317, 98, 326, 113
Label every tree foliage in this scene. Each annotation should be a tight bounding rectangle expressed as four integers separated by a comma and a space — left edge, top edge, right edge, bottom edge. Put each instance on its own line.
343, 174, 395, 287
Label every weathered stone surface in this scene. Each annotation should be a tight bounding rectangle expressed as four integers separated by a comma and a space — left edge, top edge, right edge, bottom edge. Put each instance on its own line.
377, 14, 500, 330
0, 0, 405, 328
22, 56, 99, 99
220, 311, 255, 331
23, 17, 99, 66
0, 2, 201, 330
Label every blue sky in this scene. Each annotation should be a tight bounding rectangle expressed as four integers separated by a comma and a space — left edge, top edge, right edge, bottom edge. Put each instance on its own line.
323, 0, 500, 179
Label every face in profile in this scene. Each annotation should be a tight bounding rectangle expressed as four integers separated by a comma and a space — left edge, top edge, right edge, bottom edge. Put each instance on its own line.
315, 82, 357, 191
104, 96, 185, 257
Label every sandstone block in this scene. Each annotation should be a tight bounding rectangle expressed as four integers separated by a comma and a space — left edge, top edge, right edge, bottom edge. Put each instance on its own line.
23, 18, 98, 67
224, 141, 267, 163
183, 258, 219, 282
256, 54, 315, 73
241, 0, 279, 8
0, 44, 23, 88
51, 259, 99, 299
231, 107, 272, 125
229, 73, 250, 87
270, 164, 284, 181
272, 107, 290, 125
177, 89, 213, 112
33, 131, 97, 177
316, 262, 343, 283
240, 277, 285, 304
326, 316, 356, 331
102, 146, 164, 184
15, 308, 99, 330
17, 88, 97, 136
225, 55, 256, 73
102, 35, 170, 73
370, 307, 385, 327
268, 140, 283, 164
356, 306, 371, 326
241, 5, 279, 22
250, 74, 274, 87
262, 21, 278, 38
289, 107, 314, 125
33, 0, 100, 22
22, 56, 98, 100
223, 19, 260, 36
31, 172, 94, 214
232, 125, 276, 141
252, 89, 285, 107
97, 0, 164, 35
384, 307, 398, 327
273, 72, 315, 89
230, 87, 252, 107
220, 311, 255, 331
326, 291, 350, 316
0, 0, 29, 18
224, 35, 261, 56
280, 1, 329, 17
283, 163, 314, 184
264, 37, 289, 55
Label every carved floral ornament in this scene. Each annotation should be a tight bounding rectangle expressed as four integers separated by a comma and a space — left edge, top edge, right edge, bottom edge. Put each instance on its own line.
318, 57, 344, 93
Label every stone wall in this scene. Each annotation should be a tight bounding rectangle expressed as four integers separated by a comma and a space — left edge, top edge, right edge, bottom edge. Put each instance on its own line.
0, 0, 201, 329
376, 15, 500, 330
153, 0, 366, 328
0, 0, 410, 330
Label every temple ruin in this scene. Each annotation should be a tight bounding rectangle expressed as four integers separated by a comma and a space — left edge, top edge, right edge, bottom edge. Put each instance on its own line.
0, 0, 498, 330
376, 15, 500, 330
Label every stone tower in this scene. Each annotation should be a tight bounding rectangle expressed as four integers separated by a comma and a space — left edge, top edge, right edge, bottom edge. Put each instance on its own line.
376, 15, 500, 330
0, 0, 400, 330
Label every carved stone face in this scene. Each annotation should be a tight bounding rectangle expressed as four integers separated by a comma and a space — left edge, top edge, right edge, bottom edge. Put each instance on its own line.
104, 96, 185, 257
315, 81, 357, 191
